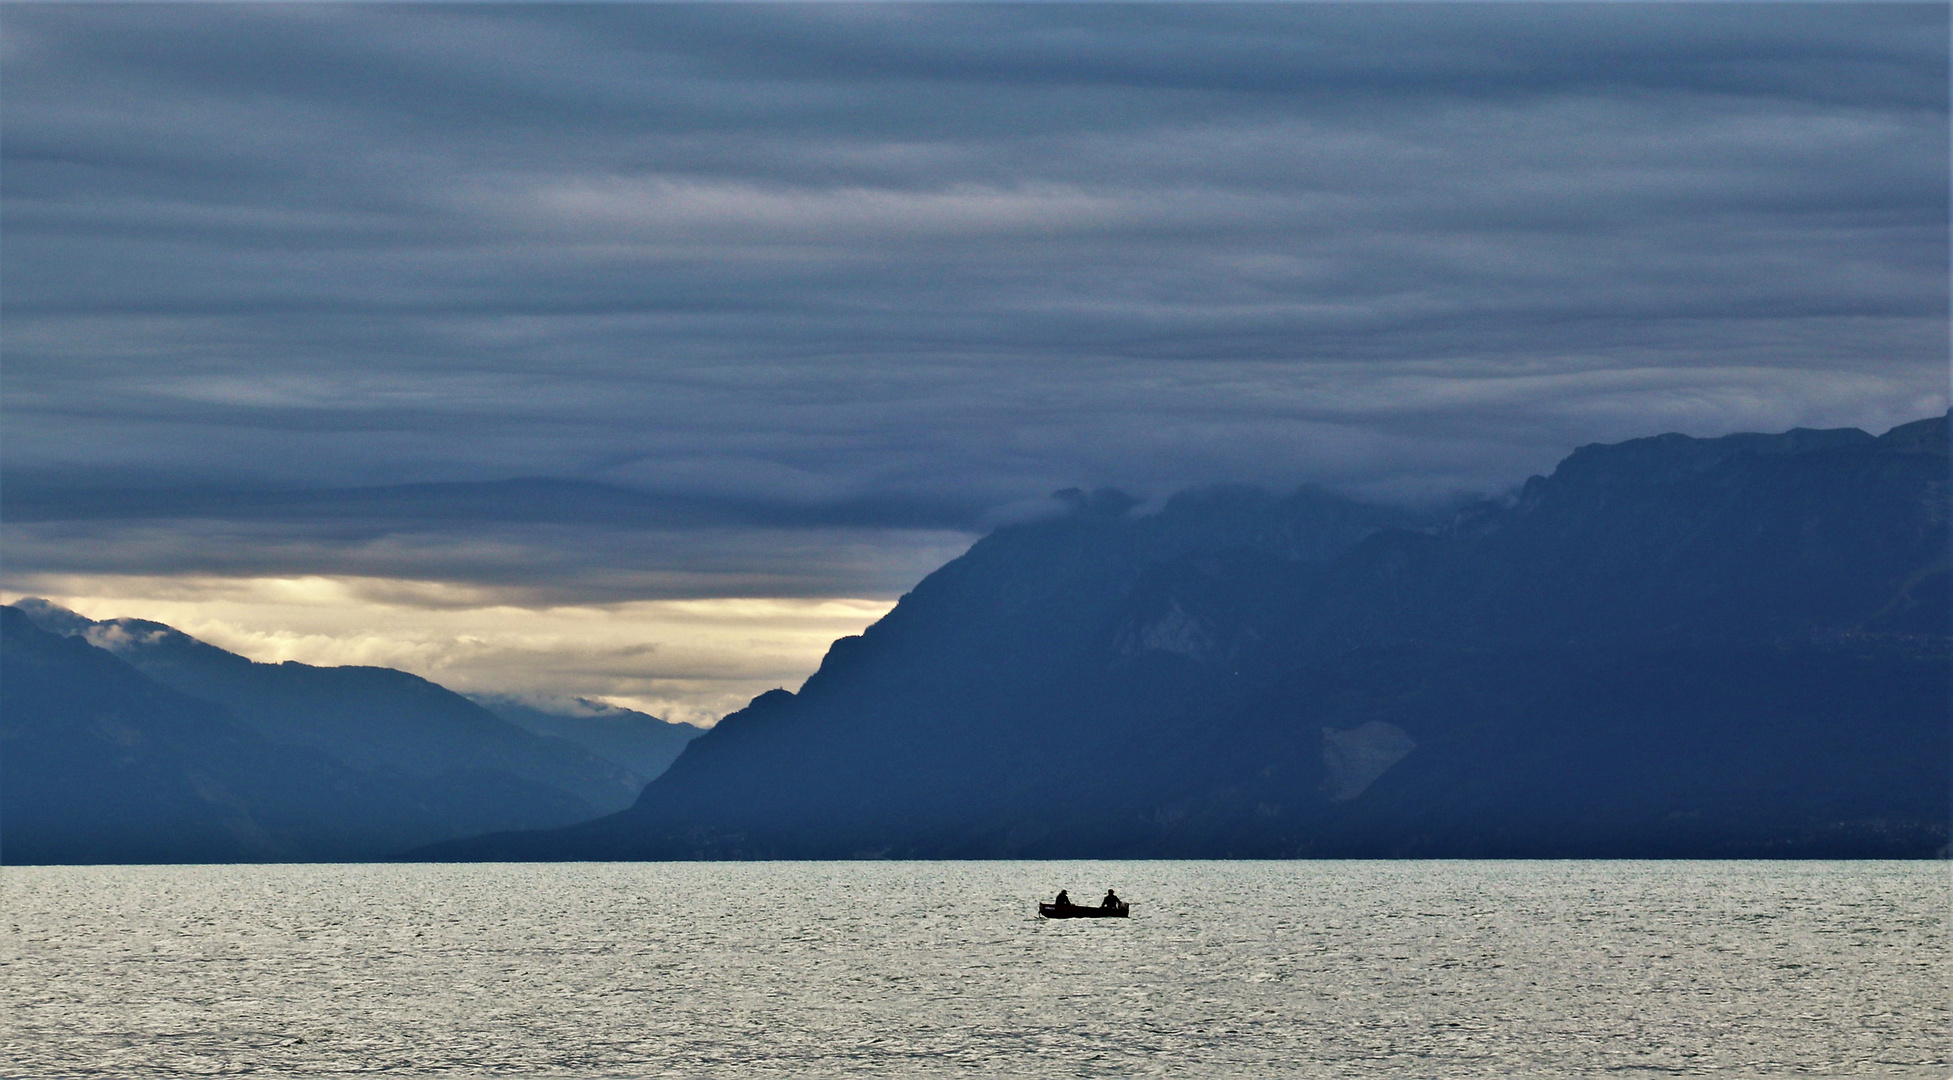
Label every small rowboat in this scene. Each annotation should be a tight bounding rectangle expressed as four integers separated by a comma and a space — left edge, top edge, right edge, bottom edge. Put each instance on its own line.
1038, 901, 1129, 919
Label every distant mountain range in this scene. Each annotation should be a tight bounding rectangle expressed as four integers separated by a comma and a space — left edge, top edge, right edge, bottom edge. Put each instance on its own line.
420, 412, 1950, 861
467, 694, 702, 783
6, 414, 1944, 863
1, 603, 700, 863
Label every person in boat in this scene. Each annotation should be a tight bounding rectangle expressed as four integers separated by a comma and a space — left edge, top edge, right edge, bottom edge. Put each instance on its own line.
1054, 890, 1071, 907
1101, 889, 1122, 909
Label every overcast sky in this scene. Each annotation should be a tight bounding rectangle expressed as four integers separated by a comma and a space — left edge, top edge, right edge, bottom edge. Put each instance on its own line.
3, 3, 1946, 721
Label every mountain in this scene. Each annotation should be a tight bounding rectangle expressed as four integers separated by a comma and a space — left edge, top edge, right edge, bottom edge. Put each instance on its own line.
3, 603, 652, 862
417, 413, 1950, 861
470, 695, 704, 783
1, 607, 442, 862
10, 600, 644, 819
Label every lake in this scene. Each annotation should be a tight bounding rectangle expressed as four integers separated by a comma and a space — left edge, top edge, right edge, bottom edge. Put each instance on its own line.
2, 861, 1944, 1077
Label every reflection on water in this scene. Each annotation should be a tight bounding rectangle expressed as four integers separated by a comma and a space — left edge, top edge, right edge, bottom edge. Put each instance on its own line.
3, 861, 1945, 1078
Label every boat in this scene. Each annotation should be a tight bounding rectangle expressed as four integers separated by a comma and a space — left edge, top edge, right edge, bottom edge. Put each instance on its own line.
1038, 901, 1129, 919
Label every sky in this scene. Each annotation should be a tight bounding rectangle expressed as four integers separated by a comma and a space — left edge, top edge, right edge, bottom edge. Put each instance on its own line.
2, 3, 1946, 724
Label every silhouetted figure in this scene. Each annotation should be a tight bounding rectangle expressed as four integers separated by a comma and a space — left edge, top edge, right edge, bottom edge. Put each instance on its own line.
1054, 890, 1070, 907
1101, 889, 1121, 909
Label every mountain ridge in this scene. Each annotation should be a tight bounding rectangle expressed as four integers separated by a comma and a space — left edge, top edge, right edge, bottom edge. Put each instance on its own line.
0, 608, 494, 863
468, 694, 704, 782
6, 413, 1943, 863
9, 600, 654, 809
415, 412, 1950, 861
2, 604, 683, 862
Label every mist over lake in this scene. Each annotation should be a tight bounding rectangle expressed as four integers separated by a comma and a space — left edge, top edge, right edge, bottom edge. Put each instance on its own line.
4, 861, 1945, 1078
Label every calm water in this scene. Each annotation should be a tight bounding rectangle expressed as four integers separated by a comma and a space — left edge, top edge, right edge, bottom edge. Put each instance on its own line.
2, 861, 1945, 1078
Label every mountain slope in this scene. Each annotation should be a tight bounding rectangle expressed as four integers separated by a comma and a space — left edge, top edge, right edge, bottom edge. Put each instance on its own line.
1, 608, 425, 863
470, 695, 704, 783
418, 413, 1949, 861
11, 601, 643, 817
4, 603, 656, 862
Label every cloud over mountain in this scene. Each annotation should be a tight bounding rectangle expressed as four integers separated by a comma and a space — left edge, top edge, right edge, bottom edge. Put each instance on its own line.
2, 5, 1943, 712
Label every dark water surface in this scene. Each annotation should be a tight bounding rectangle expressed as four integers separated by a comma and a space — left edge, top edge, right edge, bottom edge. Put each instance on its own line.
3, 861, 1944, 1077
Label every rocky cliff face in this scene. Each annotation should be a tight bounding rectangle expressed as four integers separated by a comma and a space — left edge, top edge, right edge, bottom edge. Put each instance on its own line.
422, 413, 1948, 861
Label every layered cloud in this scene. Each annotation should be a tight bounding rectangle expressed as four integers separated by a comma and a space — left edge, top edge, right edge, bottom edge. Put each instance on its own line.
2, 4, 1945, 714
